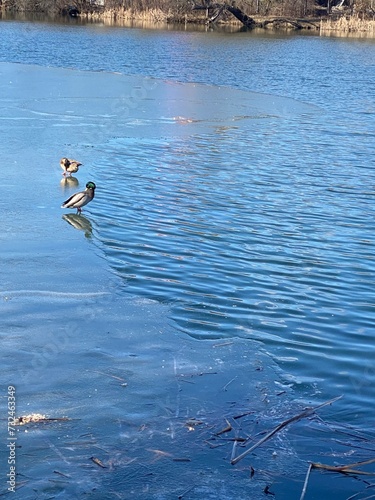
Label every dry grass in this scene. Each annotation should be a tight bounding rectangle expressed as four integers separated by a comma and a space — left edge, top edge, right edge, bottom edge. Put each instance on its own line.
114, 7, 168, 22
83, 9, 375, 35
86, 7, 171, 23
320, 14, 375, 35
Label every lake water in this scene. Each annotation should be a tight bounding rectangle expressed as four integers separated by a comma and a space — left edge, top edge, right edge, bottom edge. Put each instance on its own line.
0, 17, 375, 499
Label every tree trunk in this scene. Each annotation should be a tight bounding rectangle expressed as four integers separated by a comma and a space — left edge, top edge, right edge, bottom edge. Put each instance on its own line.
225, 5, 257, 28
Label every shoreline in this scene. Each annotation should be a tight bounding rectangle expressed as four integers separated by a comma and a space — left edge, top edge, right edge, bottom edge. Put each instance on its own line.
1, 7, 375, 36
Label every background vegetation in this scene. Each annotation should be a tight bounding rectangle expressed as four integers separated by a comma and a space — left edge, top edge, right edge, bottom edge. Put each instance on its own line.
1, 0, 375, 22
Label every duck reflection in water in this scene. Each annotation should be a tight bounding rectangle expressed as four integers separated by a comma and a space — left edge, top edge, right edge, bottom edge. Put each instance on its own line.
60, 175, 79, 190
62, 213, 93, 239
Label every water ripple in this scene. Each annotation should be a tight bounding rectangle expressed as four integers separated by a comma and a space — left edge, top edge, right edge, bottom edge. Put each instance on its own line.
90, 108, 375, 366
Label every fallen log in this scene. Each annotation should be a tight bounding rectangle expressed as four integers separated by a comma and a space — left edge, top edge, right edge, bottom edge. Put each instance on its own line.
259, 17, 304, 29
192, 3, 320, 30
225, 5, 257, 28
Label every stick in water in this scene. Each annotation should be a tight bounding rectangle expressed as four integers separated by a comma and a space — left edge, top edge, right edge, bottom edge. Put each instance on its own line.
231, 395, 342, 465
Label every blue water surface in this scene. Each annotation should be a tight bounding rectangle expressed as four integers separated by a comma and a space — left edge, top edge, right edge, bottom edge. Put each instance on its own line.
0, 18, 375, 499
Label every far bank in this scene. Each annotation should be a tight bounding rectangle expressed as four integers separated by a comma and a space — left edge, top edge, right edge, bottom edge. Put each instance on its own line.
1, 1, 375, 37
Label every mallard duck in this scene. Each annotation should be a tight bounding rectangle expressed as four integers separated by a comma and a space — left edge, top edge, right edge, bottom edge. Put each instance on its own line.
60, 157, 82, 176
61, 181, 96, 213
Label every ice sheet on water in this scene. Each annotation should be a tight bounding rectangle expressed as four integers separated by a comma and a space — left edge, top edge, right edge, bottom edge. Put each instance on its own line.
1, 289, 299, 499
0, 62, 318, 150
0, 62, 345, 499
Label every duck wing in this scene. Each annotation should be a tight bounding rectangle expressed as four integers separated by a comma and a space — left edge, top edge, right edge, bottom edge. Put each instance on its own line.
67, 159, 82, 167
66, 163, 80, 173
61, 191, 88, 209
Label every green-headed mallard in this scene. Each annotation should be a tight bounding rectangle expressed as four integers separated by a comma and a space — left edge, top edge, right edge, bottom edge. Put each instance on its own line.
60, 157, 82, 176
61, 181, 96, 213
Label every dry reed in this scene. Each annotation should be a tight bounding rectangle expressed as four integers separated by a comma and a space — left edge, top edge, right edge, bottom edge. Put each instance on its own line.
320, 14, 375, 35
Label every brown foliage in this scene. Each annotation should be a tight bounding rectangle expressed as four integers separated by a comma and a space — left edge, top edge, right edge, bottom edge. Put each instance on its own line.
4, 0, 375, 21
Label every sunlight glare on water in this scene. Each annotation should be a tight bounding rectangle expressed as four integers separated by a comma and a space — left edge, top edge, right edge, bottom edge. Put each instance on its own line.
79, 68, 375, 419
